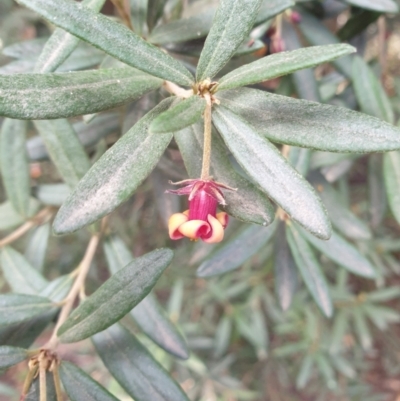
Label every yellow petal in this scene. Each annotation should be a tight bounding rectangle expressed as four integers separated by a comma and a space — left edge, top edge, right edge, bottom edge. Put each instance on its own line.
168, 213, 188, 240
216, 212, 229, 228
203, 215, 224, 244
178, 220, 210, 240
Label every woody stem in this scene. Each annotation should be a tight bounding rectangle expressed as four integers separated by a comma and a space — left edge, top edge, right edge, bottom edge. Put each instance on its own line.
201, 93, 212, 180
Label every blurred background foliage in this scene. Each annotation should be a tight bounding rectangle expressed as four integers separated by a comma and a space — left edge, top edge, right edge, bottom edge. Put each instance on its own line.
1, 0, 400, 400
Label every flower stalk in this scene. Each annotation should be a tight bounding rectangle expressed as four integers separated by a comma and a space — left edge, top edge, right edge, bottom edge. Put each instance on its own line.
201, 92, 213, 181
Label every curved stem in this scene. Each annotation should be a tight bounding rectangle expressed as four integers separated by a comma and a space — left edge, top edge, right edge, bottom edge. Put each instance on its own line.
201, 93, 213, 181
163, 81, 193, 98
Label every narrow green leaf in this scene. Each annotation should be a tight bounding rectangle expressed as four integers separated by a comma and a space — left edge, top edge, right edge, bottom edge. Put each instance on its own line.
213, 316, 232, 358
384, 151, 400, 225
2, 37, 48, 59
274, 222, 297, 311
36, 184, 70, 206
0, 294, 54, 326
352, 56, 394, 124
296, 354, 314, 389
196, 0, 262, 81
25, 372, 56, 401
338, 10, 380, 41
16, 0, 194, 86
352, 310, 372, 350
299, 228, 376, 278
34, 0, 107, 73
343, 0, 398, 13
103, 235, 189, 359
329, 309, 349, 354
33, 119, 90, 189
368, 153, 387, 229
60, 361, 119, 401
24, 223, 50, 272
40, 275, 74, 303
288, 147, 311, 177
58, 248, 173, 343
92, 324, 190, 401
315, 354, 337, 390
256, 0, 294, 24
197, 222, 277, 277
150, 96, 206, 134
0, 68, 162, 119
0, 199, 40, 231
53, 98, 174, 234
174, 122, 275, 225
0, 247, 49, 294
366, 287, 400, 303
147, 0, 167, 32
286, 224, 333, 317
131, 0, 148, 36
216, 87, 400, 153
331, 355, 356, 379
0, 346, 27, 370
0, 119, 30, 216
213, 106, 331, 240
217, 44, 355, 91
363, 304, 400, 330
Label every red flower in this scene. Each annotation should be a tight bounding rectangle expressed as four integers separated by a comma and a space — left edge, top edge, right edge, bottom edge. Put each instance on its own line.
167, 179, 233, 243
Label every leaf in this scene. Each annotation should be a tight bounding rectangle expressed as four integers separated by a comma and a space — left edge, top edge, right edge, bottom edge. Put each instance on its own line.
92, 324, 190, 401
212, 105, 331, 240
0, 247, 49, 294
34, 0, 107, 73
147, 0, 168, 32
103, 235, 189, 359
213, 316, 232, 358
2, 37, 48, 59
0, 294, 54, 326
24, 223, 50, 272
343, 0, 398, 13
255, 0, 294, 24
0, 346, 27, 370
338, 10, 380, 41
60, 361, 119, 401
286, 224, 333, 317
353, 310, 372, 350
25, 371, 56, 401
299, 228, 376, 278
53, 98, 174, 234
57, 248, 173, 343
16, 0, 194, 86
0, 199, 40, 231
368, 153, 387, 229
384, 151, 400, 225
274, 222, 297, 311
36, 184, 70, 206
196, 0, 262, 81
363, 304, 400, 330
315, 354, 337, 390
150, 96, 206, 134
174, 122, 275, 225
216, 87, 400, 153
0, 119, 30, 216
40, 275, 74, 303
33, 119, 90, 189
329, 309, 349, 354
296, 354, 314, 389
197, 222, 277, 277
131, 0, 148, 36
366, 287, 400, 303
217, 44, 355, 91
352, 56, 394, 124
0, 68, 162, 119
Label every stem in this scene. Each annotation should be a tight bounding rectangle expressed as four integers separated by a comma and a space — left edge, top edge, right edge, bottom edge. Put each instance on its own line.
39, 356, 47, 401
163, 81, 193, 98
52, 363, 63, 401
378, 16, 387, 84
201, 93, 212, 181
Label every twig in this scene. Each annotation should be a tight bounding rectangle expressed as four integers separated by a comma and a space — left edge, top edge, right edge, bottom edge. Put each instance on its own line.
378, 16, 387, 84
163, 81, 193, 98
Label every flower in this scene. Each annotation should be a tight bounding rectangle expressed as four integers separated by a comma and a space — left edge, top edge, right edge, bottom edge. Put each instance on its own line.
167, 179, 233, 243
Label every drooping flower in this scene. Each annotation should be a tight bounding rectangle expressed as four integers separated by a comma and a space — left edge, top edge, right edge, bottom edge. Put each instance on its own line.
167, 179, 233, 243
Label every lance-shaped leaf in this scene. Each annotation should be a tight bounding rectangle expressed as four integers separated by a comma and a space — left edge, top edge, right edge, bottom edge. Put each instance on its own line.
286, 224, 333, 317
103, 235, 189, 359
60, 361, 119, 401
344, 0, 398, 13
296, 354, 314, 389
196, 0, 263, 81
0, 294, 54, 326
368, 153, 387, 229
217, 44, 355, 91
274, 222, 297, 311
34, 0, 107, 73
25, 371, 56, 401
0, 68, 163, 119
353, 309, 372, 350
0, 199, 40, 231
384, 151, 400, 225
0, 119, 30, 216
93, 324, 190, 401
213, 106, 331, 239
299, 228, 376, 278
131, 0, 148, 36
53, 98, 174, 234
150, 96, 206, 134
0, 247, 49, 294
256, 0, 294, 24
24, 223, 50, 272
174, 123, 275, 225
147, 0, 168, 32
197, 222, 277, 277
216, 88, 400, 153
34, 119, 90, 189
15, 0, 194, 86
57, 248, 173, 343
0, 346, 28, 370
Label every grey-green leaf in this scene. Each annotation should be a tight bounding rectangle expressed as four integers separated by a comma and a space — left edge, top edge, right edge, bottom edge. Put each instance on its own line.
384, 151, 400, 225
33, 119, 90, 189
286, 224, 333, 317
53, 98, 174, 234
0, 247, 49, 294
150, 96, 206, 134
24, 223, 50, 272
0, 294, 54, 326
57, 248, 173, 343
197, 222, 277, 277
0, 199, 40, 231
212, 105, 331, 239
0, 119, 30, 216
216, 87, 400, 153
174, 122, 275, 225
196, 0, 263, 81
0, 346, 27, 370
0, 68, 163, 119
16, 0, 194, 86
92, 324, 190, 401
217, 44, 356, 91
343, 0, 398, 13
256, 0, 294, 24
60, 361, 119, 401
